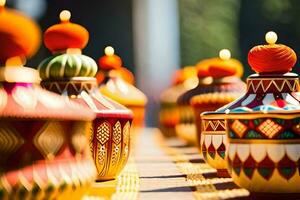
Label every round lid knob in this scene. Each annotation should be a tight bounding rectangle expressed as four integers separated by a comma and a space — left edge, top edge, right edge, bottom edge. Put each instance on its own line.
248, 31, 297, 74
44, 10, 89, 53
98, 46, 122, 70
0, 0, 41, 65
208, 49, 243, 79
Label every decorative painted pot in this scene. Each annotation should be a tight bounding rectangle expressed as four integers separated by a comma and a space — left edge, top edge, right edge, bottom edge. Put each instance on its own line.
0, 5, 96, 199
159, 67, 198, 137
216, 32, 300, 192
176, 50, 244, 145
176, 77, 213, 145
224, 73, 300, 192
0, 67, 96, 199
38, 11, 133, 181
97, 47, 147, 129
193, 76, 245, 177
40, 77, 133, 181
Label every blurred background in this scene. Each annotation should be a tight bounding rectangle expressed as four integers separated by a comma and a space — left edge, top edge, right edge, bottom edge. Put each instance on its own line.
6, 0, 300, 126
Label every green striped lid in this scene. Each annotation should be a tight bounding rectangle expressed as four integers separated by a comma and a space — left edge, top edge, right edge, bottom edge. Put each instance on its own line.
38, 53, 98, 80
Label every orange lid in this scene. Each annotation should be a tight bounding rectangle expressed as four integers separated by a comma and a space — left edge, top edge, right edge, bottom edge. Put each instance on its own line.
44, 10, 89, 53
248, 31, 297, 74
98, 46, 122, 70
171, 66, 197, 85
208, 49, 243, 79
0, 0, 41, 65
196, 58, 218, 78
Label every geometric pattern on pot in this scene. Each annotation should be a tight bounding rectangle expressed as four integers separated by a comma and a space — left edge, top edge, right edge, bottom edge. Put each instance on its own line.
0, 157, 96, 199
228, 143, 300, 182
247, 78, 299, 93
201, 134, 227, 168
0, 122, 24, 158
91, 120, 131, 180
228, 118, 300, 140
202, 119, 226, 134
45, 81, 94, 95
201, 118, 228, 176
33, 121, 65, 159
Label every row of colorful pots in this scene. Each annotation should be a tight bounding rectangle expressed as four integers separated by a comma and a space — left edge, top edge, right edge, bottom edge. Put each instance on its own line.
160, 32, 300, 192
0, 5, 146, 199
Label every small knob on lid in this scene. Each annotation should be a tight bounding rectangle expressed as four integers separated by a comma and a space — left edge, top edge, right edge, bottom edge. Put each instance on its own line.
98, 46, 122, 70
59, 10, 71, 22
265, 31, 277, 45
219, 49, 231, 60
209, 49, 240, 79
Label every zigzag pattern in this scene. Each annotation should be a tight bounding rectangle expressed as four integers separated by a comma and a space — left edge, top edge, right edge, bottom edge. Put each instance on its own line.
247, 78, 299, 93
47, 81, 95, 94
202, 119, 226, 132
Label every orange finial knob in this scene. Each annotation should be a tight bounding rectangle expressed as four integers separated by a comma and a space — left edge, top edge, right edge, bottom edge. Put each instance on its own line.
44, 10, 89, 53
248, 31, 297, 74
98, 46, 122, 70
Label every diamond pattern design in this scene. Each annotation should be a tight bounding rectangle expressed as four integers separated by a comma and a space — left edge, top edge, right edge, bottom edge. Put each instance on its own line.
33, 122, 64, 159
113, 121, 121, 144
0, 122, 24, 156
258, 119, 282, 138
257, 155, 275, 180
208, 143, 216, 159
230, 153, 299, 181
231, 120, 247, 138
243, 155, 256, 179
216, 143, 226, 159
278, 155, 297, 180
97, 122, 110, 145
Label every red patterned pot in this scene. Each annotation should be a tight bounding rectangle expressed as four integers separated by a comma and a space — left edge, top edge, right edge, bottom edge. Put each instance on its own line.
0, 67, 96, 199
223, 73, 300, 192
38, 11, 134, 181
208, 32, 300, 192
40, 77, 133, 181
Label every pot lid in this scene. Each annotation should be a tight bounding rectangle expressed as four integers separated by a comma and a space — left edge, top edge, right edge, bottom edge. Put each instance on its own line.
0, 4, 94, 121
39, 10, 97, 80
202, 31, 300, 117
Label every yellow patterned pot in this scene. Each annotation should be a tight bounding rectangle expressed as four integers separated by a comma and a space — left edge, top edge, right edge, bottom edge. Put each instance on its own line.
222, 32, 300, 192
226, 113, 300, 192
38, 11, 134, 181
41, 78, 133, 181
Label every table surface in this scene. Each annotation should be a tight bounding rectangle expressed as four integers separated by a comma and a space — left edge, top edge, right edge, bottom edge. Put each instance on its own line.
83, 128, 300, 200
